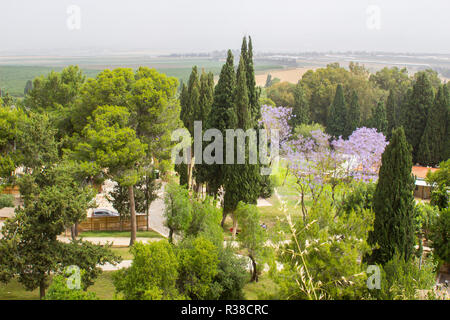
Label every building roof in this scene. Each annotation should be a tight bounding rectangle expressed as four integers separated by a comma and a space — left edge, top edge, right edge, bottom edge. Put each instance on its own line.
412, 166, 439, 180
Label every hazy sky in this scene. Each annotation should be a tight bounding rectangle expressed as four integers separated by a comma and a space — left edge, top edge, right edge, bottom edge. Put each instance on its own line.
2, 0, 450, 54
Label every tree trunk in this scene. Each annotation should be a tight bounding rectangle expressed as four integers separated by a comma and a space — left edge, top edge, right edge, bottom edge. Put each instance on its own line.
128, 185, 137, 246
70, 224, 76, 241
168, 228, 174, 244
249, 255, 258, 282
39, 279, 46, 300
232, 214, 238, 239
220, 212, 227, 227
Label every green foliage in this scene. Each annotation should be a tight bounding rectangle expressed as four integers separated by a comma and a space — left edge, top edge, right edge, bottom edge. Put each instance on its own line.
0, 194, 14, 209
16, 112, 59, 171
45, 274, 98, 300
368, 100, 388, 135
293, 122, 325, 139
429, 208, 450, 264
0, 105, 23, 178
327, 84, 347, 137
24, 65, 85, 113
163, 182, 192, 242
109, 171, 160, 219
404, 72, 436, 162
345, 91, 361, 138
368, 254, 437, 300
212, 246, 248, 300
418, 85, 449, 166
426, 159, 450, 210
113, 241, 182, 300
290, 81, 309, 127
74, 105, 146, 186
176, 236, 220, 300
0, 172, 119, 298
223, 54, 261, 214
206, 50, 236, 196
302, 62, 384, 125
339, 181, 376, 214
236, 202, 268, 282
275, 186, 374, 299
266, 82, 295, 108
413, 202, 439, 238
368, 127, 416, 265
186, 197, 223, 246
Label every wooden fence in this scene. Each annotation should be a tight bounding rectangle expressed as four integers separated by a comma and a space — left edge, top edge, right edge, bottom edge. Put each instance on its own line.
77, 215, 148, 232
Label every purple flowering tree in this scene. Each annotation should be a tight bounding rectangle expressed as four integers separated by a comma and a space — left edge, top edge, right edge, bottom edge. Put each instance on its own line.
282, 127, 388, 220
259, 105, 293, 144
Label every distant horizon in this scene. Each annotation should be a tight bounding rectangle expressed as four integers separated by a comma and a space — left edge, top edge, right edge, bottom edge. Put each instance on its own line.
3, 1, 450, 56
1, 47, 450, 57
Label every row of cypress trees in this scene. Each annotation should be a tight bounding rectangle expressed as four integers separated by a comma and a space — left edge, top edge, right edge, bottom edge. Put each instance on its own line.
178, 36, 265, 233
327, 74, 449, 167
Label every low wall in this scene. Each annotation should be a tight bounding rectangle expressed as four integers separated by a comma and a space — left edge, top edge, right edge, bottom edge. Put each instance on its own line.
78, 215, 148, 232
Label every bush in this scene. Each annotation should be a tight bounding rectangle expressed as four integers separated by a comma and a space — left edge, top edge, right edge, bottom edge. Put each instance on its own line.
45, 274, 98, 300
339, 182, 376, 214
113, 241, 183, 300
368, 254, 437, 300
0, 194, 14, 209
429, 208, 450, 265
176, 236, 220, 300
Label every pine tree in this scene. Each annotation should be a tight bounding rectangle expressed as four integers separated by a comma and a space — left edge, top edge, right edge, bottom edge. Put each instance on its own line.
369, 100, 388, 135
290, 81, 309, 128
417, 85, 449, 166
368, 127, 416, 265
404, 72, 435, 163
345, 90, 361, 138
327, 84, 347, 137
223, 55, 261, 234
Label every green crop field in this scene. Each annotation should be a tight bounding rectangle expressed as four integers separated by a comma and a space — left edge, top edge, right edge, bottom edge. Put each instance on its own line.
0, 57, 283, 97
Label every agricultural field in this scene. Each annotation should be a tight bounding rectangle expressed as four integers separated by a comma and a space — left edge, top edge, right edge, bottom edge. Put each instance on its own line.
0, 56, 284, 97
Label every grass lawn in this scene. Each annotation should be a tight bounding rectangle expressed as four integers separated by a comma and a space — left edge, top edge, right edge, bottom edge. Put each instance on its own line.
0, 279, 40, 300
0, 271, 116, 300
87, 272, 115, 300
79, 230, 163, 239
243, 275, 279, 300
110, 247, 133, 260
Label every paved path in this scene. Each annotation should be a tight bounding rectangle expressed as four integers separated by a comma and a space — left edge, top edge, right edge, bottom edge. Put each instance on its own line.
148, 183, 170, 238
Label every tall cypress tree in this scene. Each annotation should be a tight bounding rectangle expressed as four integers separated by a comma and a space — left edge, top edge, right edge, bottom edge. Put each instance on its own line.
290, 80, 309, 128
386, 89, 397, 140
327, 84, 347, 137
223, 54, 261, 232
345, 90, 360, 138
194, 70, 215, 191
368, 127, 416, 265
444, 83, 450, 161
404, 72, 435, 163
417, 85, 449, 166
206, 50, 236, 197
369, 100, 388, 135
247, 36, 261, 125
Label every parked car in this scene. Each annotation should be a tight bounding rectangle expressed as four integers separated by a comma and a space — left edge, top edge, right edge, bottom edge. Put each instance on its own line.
91, 208, 119, 217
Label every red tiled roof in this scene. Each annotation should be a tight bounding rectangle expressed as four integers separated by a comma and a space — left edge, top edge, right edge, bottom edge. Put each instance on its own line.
412, 166, 439, 179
